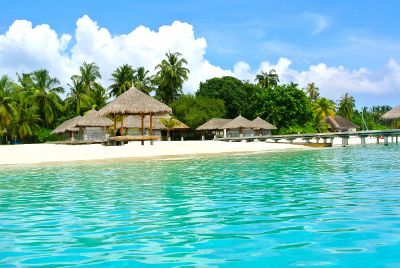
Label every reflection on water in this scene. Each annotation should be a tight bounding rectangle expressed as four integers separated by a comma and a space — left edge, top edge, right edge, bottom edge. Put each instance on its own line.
1, 146, 400, 267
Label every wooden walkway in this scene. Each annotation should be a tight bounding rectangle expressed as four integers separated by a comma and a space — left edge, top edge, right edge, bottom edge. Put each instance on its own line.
217, 129, 400, 147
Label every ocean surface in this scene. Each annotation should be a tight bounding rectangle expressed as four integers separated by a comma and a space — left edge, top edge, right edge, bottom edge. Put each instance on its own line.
1, 145, 400, 267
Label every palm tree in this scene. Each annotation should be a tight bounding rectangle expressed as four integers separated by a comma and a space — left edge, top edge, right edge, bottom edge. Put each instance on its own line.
0, 75, 16, 141
312, 97, 335, 133
133, 66, 154, 94
90, 84, 108, 110
306, 82, 320, 101
73, 62, 102, 94
27, 69, 64, 127
159, 117, 180, 141
338, 93, 355, 120
66, 76, 92, 115
255, 69, 279, 88
154, 51, 190, 104
109, 64, 134, 97
11, 101, 40, 142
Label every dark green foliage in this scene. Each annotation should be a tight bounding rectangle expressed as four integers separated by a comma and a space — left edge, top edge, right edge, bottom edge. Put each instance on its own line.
256, 84, 314, 132
352, 106, 392, 130
170, 95, 226, 129
197, 76, 260, 119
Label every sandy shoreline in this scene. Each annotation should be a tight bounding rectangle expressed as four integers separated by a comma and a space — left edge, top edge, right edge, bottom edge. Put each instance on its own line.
0, 136, 379, 166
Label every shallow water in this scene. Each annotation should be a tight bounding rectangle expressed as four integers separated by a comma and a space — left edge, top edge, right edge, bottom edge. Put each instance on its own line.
1, 145, 400, 267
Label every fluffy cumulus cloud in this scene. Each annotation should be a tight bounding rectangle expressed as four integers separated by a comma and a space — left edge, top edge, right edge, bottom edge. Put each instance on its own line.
0, 15, 399, 104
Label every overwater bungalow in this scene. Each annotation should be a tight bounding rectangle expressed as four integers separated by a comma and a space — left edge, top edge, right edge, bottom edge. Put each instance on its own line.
326, 115, 359, 132
98, 87, 172, 144
252, 117, 277, 136
76, 109, 114, 141
51, 115, 82, 141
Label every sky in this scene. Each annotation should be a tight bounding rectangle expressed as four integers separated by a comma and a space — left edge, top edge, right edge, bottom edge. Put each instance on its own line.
1, 0, 400, 107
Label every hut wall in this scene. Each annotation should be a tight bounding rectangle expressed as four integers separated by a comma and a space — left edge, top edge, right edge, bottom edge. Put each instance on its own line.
226, 129, 255, 138
261, 129, 272, 136
83, 127, 109, 141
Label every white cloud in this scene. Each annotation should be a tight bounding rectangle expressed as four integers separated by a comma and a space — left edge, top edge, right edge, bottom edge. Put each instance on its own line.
0, 15, 399, 105
303, 12, 330, 35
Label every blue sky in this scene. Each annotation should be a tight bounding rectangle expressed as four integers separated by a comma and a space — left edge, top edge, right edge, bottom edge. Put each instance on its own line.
1, 0, 400, 106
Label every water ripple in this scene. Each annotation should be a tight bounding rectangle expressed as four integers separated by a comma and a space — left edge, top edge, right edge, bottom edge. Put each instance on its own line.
1, 145, 400, 267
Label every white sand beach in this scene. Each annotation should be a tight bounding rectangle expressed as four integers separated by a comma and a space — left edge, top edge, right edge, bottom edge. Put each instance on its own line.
0, 136, 383, 166
0, 141, 311, 166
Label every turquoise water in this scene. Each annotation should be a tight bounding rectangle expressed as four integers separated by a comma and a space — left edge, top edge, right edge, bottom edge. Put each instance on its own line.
1, 146, 400, 267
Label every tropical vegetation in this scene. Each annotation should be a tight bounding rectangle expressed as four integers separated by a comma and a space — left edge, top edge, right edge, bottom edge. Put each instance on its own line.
0, 51, 394, 144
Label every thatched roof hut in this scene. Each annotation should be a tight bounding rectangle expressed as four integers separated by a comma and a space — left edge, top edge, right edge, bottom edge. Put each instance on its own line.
51, 116, 82, 134
223, 115, 255, 129
326, 116, 359, 131
381, 105, 400, 120
252, 117, 277, 130
98, 87, 172, 116
119, 115, 190, 130
76, 109, 114, 127
196, 118, 232, 131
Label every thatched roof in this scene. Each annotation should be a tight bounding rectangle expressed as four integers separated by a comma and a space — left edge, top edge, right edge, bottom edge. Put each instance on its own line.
381, 105, 400, 120
99, 87, 172, 115
51, 116, 82, 134
119, 115, 190, 130
326, 116, 359, 131
77, 109, 114, 127
196, 118, 232, 131
252, 117, 277, 130
223, 115, 255, 129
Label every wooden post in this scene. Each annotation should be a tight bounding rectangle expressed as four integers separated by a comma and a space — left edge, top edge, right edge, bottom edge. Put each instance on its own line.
376, 136, 380, 144
113, 113, 116, 135
181, 129, 184, 141
149, 112, 153, 145
120, 115, 124, 135
141, 113, 144, 145
341, 137, 346, 147
240, 128, 243, 138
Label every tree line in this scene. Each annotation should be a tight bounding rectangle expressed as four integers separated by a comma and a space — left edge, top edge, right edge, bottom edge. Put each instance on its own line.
0, 51, 393, 144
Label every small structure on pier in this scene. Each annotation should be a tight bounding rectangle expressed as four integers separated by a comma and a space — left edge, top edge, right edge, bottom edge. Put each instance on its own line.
326, 116, 359, 132
76, 109, 113, 141
252, 117, 277, 136
51, 115, 82, 141
98, 87, 172, 145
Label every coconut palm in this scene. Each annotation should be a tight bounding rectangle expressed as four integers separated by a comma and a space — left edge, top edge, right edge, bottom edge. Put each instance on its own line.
306, 82, 320, 102
109, 64, 134, 97
154, 51, 190, 104
27, 69, 64, 127
0, 75, 16, 139
255, 69, 280, 88
133, 66, 154, 94
73, 62, 102, 94
11, 101, 40, 141
338, 93, 355, 120
312, 97, 335, 133
66, 76, 92, 115
159, 117, 180, 141
90, 84, 108, 110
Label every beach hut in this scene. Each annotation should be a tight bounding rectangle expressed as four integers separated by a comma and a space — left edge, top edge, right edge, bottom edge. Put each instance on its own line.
223, 115, 256, 138
98, 87, 172, 144
120, 115, 190, 141
381, 105, 400, 120
252, 117, 277, 136
326, 115, 359, 132
51, 115, 82, 141
196, 118, 232, 140
76, 109, 113, 141
162, 117, 190, 141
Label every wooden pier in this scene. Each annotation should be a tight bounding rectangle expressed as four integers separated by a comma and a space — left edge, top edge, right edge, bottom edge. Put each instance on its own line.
217, 129, 400, 147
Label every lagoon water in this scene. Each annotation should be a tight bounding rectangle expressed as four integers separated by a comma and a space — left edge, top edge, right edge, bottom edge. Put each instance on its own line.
1, 145, 400, 267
